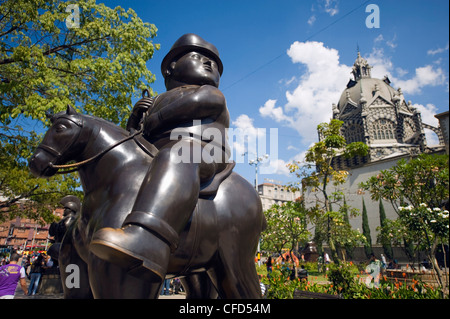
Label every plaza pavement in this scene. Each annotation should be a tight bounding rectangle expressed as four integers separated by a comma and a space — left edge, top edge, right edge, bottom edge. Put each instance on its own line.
13, 278, 186, 299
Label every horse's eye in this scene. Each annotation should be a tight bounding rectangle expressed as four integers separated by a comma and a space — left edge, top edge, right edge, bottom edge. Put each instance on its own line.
55, 124, 67, 133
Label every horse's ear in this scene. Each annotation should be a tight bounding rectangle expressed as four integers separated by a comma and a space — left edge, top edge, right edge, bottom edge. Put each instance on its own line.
45, 110, 55, 123
66, 105, 77, 115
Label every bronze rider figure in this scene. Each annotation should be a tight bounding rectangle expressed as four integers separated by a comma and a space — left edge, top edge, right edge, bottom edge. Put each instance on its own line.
90, 34, 230, 283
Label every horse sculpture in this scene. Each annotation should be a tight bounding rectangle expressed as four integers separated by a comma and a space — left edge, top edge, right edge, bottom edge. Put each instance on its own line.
28, 106, 265, 299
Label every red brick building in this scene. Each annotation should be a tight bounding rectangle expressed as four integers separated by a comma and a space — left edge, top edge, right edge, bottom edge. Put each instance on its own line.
0, 208, 63, 252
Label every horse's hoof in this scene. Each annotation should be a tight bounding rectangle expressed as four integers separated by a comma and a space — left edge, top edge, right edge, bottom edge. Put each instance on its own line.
89, 226, 169, 283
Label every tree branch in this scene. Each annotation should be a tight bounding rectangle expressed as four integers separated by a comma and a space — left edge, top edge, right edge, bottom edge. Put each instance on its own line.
0, 185, 39, 209
0, 36, 109, 65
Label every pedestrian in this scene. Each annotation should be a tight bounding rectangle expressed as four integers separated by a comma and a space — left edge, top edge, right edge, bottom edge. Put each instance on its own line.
324, 252, 331, 264
298, 265, 308, 280
380, 253, 387, 269
365, 253, 382, 288
0, 253, 28, 299
259, 275, 266, 298
266, 256, 273, 274
27, 254, 44, 296
44, 254, 54, 268
160, 278, 171, 295
317, 254, 323, 272
324, 252, 331, 271
172, 278, 182, 294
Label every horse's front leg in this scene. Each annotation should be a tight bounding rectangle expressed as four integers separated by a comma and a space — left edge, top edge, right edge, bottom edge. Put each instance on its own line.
87, 255, 163, 299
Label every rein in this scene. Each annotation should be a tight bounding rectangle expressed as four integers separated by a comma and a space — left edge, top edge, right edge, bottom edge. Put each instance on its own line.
49, 129, 142, 174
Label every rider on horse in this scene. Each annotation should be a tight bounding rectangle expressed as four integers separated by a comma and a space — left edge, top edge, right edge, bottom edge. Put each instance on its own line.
90, 34, 231, 283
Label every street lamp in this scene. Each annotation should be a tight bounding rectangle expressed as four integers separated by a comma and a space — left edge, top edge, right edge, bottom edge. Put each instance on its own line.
249, 154, 269, 191
247, 153, 268, 266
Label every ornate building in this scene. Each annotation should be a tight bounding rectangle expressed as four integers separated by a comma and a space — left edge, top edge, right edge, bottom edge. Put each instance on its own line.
330, 52, 444, 169
305, 53, 446, 260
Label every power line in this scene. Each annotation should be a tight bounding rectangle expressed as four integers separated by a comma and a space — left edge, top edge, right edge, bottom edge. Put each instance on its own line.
222, 0, 372, 92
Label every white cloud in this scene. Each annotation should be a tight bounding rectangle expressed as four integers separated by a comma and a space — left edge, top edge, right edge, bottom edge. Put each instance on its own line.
259, 41, 351, 145
307, 15, 316, 26
260, 158, 291, 176
279, 76, 297, 86
414, 102, 441, 145
259, 99, 293, 124
232, 113, 256, 132
230, 114, 259, 157
374, 34, 384, 43
367, 48, 447, 95
324, 0, 339, 16
427, 43, 449, 56
230, 114, 286, 175
396, 65, 446, 94
307, 0, 338, 25
412, 103, 439, 126
367, 48, 394, 79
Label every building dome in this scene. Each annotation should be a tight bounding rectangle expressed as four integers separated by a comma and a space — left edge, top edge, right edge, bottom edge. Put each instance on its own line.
330, 51, 432, 167
337, 52, 398, 111
337, 77, 398, 111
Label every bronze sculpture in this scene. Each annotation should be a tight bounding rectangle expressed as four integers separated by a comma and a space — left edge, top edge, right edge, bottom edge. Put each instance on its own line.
47, 195, 81, 260
29, 34, 265, 299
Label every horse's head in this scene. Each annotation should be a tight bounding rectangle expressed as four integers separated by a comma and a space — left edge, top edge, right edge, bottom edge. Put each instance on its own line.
29, 105, 88, 177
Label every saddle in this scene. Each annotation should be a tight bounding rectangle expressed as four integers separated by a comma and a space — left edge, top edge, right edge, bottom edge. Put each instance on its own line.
133, 133, 235, 197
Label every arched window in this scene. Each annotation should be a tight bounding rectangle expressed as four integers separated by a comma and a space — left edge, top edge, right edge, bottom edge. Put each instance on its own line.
373, 119, 396, 140
343, 123, 364, 143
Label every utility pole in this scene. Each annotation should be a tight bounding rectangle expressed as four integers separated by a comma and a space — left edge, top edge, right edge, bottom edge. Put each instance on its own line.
247, 153, 268, 266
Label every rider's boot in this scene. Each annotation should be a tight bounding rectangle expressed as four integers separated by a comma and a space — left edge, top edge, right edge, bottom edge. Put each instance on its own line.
90, 220, 175, 283
89, 144, 201, 282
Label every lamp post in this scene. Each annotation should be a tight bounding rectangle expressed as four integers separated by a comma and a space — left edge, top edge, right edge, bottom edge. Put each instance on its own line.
247, 153, 268, 266
249, 154, 269, 190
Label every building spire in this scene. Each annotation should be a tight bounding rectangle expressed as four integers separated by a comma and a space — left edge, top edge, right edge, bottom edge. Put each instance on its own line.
352, 51, 372, 81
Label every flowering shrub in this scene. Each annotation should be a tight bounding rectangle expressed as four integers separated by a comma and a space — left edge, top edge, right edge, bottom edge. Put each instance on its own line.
327, 263, 355, 296
398, 204, 449, 240
260, 268, 334, 299
259, 263, 447, 299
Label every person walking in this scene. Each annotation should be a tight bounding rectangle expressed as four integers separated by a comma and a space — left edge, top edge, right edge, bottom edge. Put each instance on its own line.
160, 278, 171, 296
27, 254, 44, 296
0, 253, 28, 299
266, 256, 273, 274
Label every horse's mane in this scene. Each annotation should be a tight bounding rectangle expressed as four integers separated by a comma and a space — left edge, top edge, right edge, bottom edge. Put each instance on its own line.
86, 114, 128, 135
54, 111, 128, 136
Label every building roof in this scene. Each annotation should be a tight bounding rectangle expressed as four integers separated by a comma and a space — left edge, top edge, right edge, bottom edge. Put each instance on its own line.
337, 52, 400, 112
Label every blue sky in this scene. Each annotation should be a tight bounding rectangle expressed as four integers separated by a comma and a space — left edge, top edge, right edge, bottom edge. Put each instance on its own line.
103, 0, 449, 186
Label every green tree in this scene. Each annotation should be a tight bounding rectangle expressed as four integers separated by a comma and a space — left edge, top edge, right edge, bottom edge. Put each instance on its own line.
378, 198, 393, 260
0, 0, 158, 222
342, 197, 355, 260
360, 153, 449, 290
261, 201, 310, 255
361, 198, 372, 259
288, 119, 368, 263
360, 154, 449, 213
0, 125, 82, 223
